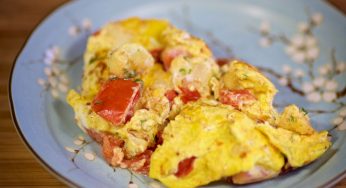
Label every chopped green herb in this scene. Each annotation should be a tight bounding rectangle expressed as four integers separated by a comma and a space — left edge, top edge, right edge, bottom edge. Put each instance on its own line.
288, 115, 296, 123
242, 73, 249, 79
124, 69, 137, 78
134, 78, 142, 83
300, 107, 309, 116
89, 56, 97, 64
89, 50, 108, 64
89, 55, 104, 65
140, 119, 147, 125
187, 69, 192, 74
179, 68, 187, 74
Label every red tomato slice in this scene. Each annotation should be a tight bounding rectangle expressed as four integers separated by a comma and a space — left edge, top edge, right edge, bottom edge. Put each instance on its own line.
149, 48, 163, 63
165, 89, 178, 103
161, 48, 189, 71
180, 87, 201, 104
219, 89, 256, 109
91, 79, 141, 125
174, 156, 196, 177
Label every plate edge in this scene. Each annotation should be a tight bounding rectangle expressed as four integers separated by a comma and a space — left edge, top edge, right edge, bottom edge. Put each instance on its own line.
8, 0, 346, 187
8, 0, 80, 187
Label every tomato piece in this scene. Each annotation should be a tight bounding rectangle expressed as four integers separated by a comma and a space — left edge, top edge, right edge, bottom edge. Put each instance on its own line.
155, 130, 164, 147
216, 58, 238, 67
102, 135, 124, 164
91, 79, 141, 125
92, 30, 101, 36
86, 129, 106, 144
180, 87, 201, 104
174, 156, 196, 177
161, 48, 189, 71
121, 150, 153, 174
150, 48, 163, 63
165, 89, 178, 103
219, 89, 256, 108
216, 58, 230, 66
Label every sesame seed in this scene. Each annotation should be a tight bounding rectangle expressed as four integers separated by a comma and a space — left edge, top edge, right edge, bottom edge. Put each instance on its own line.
65, 146, 76, 153
84, 152, 95, 161
332, 117, 344, 125
58, 83, 68, 92
44, 67, 52, 76
73, 139, 84, 146
48, 77, 58, 87
69, 25, 80, 37
128, 182, 138, 188
78, 135, 85, 141
51, 89, 59, 98
337, 121, 346, 131
37, 78, 46, 86
60, 74, 69, 84
51, 66, 61, 75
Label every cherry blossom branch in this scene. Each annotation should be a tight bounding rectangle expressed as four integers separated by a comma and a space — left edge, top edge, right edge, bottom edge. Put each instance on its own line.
261, 63, 346, 99
257, 66, 305, 96
337, 87, 346, 98
304, 107, 341, 115
126, 170, 147, 188
274, 102, 344, 115
64, 135, 95, 170
69, 141, 93, 163
307, 62, 315, 79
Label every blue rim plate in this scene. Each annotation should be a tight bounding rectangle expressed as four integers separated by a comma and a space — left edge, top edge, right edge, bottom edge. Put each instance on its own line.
9, 0, 346, 187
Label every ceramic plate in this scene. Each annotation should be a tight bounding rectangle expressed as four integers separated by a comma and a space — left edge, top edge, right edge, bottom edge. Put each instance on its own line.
10, 0, 346, 187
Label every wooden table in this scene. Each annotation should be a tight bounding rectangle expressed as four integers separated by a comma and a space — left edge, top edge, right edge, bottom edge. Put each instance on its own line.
0, 0, 345, 187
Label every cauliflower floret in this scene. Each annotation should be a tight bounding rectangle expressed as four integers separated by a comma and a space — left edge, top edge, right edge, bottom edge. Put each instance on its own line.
107, 43, 154, 78
116, 109, 161, 157
170, 56, 219, 97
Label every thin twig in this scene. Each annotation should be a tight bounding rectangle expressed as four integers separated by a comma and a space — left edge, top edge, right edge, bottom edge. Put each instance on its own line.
70, 140, 93, 166
274, 103, 343, 114
258, 66, 305, 96
337, 87, 346, 98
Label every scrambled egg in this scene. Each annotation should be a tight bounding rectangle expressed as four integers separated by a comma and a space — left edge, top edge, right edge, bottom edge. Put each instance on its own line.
276, 104, 315, 135
257, 124, 330, 167
84, 18, 169, 63
221, 61, 278, 122
116, 109, 161, 157
170, 56, 219, 97
67, 17, 332, 188
150, 101, 284, 188
67, 90, 116, 133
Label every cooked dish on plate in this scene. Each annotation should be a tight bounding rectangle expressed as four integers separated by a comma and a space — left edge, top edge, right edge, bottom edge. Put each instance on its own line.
67, 17, 331, 188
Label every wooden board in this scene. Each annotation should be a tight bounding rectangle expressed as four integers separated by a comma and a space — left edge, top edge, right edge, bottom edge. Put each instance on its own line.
0, 0, 345, 187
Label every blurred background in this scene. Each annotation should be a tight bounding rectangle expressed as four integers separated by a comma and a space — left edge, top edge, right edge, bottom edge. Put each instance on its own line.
0, 0, 345, 187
